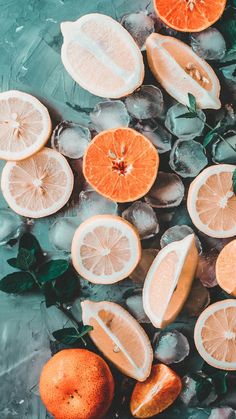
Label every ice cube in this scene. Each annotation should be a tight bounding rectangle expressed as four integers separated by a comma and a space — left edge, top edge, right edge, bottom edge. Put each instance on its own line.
125, 85, 164, 120
137, 121, 172, 153
191, 28, 226, 61
121, 11, 155, 50
183, 279, 210, 317
160, 225, 202, 253
209, 407, 236, 419
154, 330, 190, 364
72, 190, 118, 221
165, 103, 206, 140
180, 375, 217, 407
126, 293, 151, 323
196, 251, 218, 288
49, 217, 79, 252
51, 121, 91, 159
122, 201, 159, 239
169, 139, 208, 178
90, 100, 130, 132
145, 172, 184, 208
0, 209, 23, 245
212, 131, 236, 164
129, 248, 159, 284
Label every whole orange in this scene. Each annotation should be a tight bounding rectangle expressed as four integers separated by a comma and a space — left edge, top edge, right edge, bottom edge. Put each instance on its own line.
39, 349, 115, 419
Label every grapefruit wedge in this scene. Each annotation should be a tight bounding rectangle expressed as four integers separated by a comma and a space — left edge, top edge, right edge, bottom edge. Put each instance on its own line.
143, 234, 198, 328
216, 240, 236, 297
146, 33, 221, 110
81, 300, 153, 381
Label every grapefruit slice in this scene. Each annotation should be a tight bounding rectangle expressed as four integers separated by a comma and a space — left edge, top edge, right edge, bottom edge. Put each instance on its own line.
187, 164, 236, 238
216, 240, 236, 297
194, 300, 236, 370
143, 234, 198, 328
61, 14, 144, 98
71, 215, 141, 284
81, 300, 153, 381
153, 0, 226, 32
146, 33, 221, 110
0, 90, 52, 161
83, 128, 159, 203
1, 147, 74, 218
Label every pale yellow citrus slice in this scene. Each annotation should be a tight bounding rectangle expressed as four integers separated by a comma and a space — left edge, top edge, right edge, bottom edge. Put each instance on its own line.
60, 13, 144, 98
187, 164, 236, 238
81, 300, 153, 381
146, 33, 221, 110
71, 215, 141, 284
0, 90, 52, 161
194, 299, 236, 370
1, 147, 74, 218
216, 240, 236, 297
143, 234, 198, 328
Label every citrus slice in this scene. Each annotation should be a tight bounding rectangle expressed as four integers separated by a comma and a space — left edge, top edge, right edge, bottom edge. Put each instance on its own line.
81, 300, 153, 381
143, 234, 198, 328
61, 14, 144, 98
153, 0, 226, 32
187, 164, 236, 238
1, 147, 74, 218
146, 33, 221, 110
194, 300, 236, 370
71, 215, 141, 284
0, 90, 52, 161
216, 240, 236, 296
83, 128, 159, 203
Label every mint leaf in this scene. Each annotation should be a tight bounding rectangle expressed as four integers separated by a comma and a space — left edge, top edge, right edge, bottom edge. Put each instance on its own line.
7, 258, 18, 268
19, 233, 43, 262
196, 376, 214, 402
232, 169, 236, 194
37, 260, 70, 283
176, 112, 197, 119
53, 326, 93, 346
0, 272, 35, 294
188, 93, 197, 112
203, 131, 217, 147
16, 248, 36, 270
219, 19, 236, 50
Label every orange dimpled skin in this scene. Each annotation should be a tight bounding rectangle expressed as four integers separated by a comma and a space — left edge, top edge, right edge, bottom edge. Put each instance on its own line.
39, 349, 115, 419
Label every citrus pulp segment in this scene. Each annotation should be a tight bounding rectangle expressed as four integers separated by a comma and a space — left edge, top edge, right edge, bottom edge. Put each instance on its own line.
61, 13, 144, 98
81, 300, 153, 381
146, 33, 221, 110
143, 234, 198, 328
0, 90, 52, 161
83, 127, 159, 203
216, 240, 236, 296
1, 147, 74, 218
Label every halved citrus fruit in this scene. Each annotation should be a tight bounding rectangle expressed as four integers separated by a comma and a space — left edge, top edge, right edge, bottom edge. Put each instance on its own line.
71, 215, 141, 284
187, 164, 236, 238
194, 300, 236, 370
153, 0, 226, 32
81, 300, 153, 381
1, 147, 74, 218
146, 33, 221, 110
0, 90, 52, 161
143, 234, 198, 328
61, 14, 144, 98
83, 128, 159, 203
216, 240, 236, 297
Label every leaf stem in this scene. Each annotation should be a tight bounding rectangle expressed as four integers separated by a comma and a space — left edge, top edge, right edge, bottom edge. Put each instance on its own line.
55, 303, 87, 346
197, 114, 236, 153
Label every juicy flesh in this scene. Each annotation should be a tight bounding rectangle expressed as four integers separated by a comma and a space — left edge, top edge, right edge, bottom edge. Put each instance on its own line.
217, 241, 236, 296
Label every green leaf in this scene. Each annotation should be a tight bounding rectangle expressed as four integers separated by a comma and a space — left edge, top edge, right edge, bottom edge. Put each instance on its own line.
37, 260, 70, 283
202, 363, 228, 396
188, 93, 197, 112
175, 112, 197, 119
203, 130, 217, 147
53, 267, 80, 304
52, 326, 93, 346
195, 376, 214, 402
219, 19, 236, 50
19, 233, 43, 263
7, 258, 18, 268
232, 169, 236, 194
16, 248, 36, 270
0, 272, 35, 294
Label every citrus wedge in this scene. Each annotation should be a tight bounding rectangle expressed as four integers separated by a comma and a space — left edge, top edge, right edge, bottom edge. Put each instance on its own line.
0, 90, 52, 161
143, 234, 198, 328
71, 215, 141, 284
153, 0, 226, 32
1, 147, 74, 218
146, 33, 221, 110
81, 300, 153, 381
216, 240, 236, 297
194, 300, 236, 370
83, 128, 159, 203
187, 164, 236, 238
61, 14, 144, 98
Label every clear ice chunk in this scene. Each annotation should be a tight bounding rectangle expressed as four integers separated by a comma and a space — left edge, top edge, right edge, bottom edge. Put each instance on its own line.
191, 28, 226, 61
183, 279, 210, 317
212, 131, 236, 164
51, 121, 91, 159
121, 11, 155, 50
90, 100, 130, 132
196, 251, 218, 288
180, 375, 217, 407
169, 139, 208, 178
137, 121, 172, 153
129, 248, 159, 284
122, 201, 159, 239
154, 330, 190, 364
71, 190, 118, 222
126, 293, 151, 323
49, 217, 79, 252
209, 407, 236, 419
125, 85, 164, 120
0, 209, 23, 245
145, 172, 184, 208
165, 103, 206, 140
160, 225, 202, 253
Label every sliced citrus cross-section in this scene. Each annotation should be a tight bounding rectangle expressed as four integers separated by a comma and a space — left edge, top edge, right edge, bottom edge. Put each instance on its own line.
194, 299, 236, 370
71, 215, 141, 284
1, 147, 74, 218
81, 300, 153, 381
216, 240, 236, 297
146, 33, 221, 110
61, 13, 144, 98
0, 90, 52, 161
83, 128, 159, 203
187, 164, 236, 238
143, 234, 199, 328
